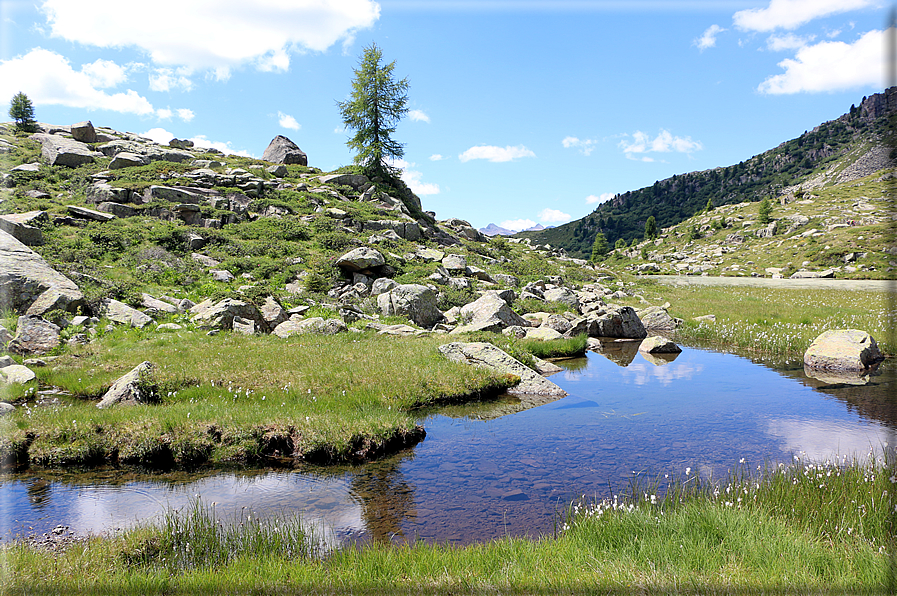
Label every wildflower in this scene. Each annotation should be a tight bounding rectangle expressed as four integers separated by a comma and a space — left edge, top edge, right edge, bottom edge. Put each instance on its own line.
685, 467, 691, 476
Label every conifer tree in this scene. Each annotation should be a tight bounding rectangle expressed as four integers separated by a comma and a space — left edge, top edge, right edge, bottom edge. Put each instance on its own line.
8, 92, 36, 133
758, 197, 773, 224
337, 43, 409, 180
590, 232, 609, 262
644, 216, 658, 241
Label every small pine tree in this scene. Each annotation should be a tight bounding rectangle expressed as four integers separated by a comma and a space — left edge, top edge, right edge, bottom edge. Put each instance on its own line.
640, 245, 649, 260
644, 216, 658, 241
590, 232, 609, 262
758, 197, 773, 224
704, 197, 713, 213
614, 238, 627, 251
8, 92, 36, 133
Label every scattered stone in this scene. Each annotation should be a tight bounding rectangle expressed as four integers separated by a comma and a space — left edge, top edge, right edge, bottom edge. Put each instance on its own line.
169, 138, 194, 149
262, 135, 307, 166
99, 299, 154, 328
0, 403, 15, 416
141, 293, 178, 314
452, 292, 529, 333
637, 306, 681, 330
0, 364, 36, 384
31, 133, 101, 167
336, 247, 385, 272
156, 323, 183, 331
442, 254, 467, 272
438, 342, 566, 396
190, 298, 266, 332
638, 336, 682, 354
96, 361, 156, 408
232, 316, 256, 335
0, 229, 84, 315
7, 315, 61, 355
109, 152, 148, 169
694, 314, 716, 323
525, 327, 564, 341
211, 269, 235, 282
790, 269, 835, 279
70, 121, 97, 143
0, 211, 47, 246
67, 205, 115, 222
377, 284, 443, 328
804, 329, 883, 372
266, 164, 288, 177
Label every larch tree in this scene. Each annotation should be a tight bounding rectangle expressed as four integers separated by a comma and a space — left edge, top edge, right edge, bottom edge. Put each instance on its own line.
337, 43, 409, 181
8, 92, 37, 133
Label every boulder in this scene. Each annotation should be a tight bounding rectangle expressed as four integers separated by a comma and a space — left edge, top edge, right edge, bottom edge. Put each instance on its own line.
232, 316, 256, 335
190, 298, 266, 332
542, 287, 580, 312
377, 284, 443, 328
442, 254, 467, 272
637, 306, 682, 330
141, 293, 178, 314
454, 292, 529, 333
96, 361, 156, 408
525, 327, 564, 341
67, 205, 115, 222
99, 299, 154, 328
317, 173, 371, 190
371, 278, 398, 296
0, 403, 15, 416
0, 211, 47, 246
262, 135, 307, 166
6, 315, 61, 355
638, 336, 682, 354
0, 230, 84, 315
109, 152, 148, 169
169, 138, 194, 149
336, 247, 385, 272
790, 269, 835, 279
273, 317, 346, 337
438, 342, 566, 396
592, 306, 647, 339
32, 133, 101, 167
0, 364, 37, 385
260, 296, 288, 329
70, 121, 97, 143
803, 329, 884, 372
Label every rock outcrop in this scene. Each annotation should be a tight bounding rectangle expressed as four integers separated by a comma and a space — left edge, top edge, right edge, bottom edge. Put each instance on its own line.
96, 361, 156, 408
377, 284, 443, 328
804, 329, 883, 372
262, 135, 307, 166
0, 230, 84, 316
438, 342, 566, 396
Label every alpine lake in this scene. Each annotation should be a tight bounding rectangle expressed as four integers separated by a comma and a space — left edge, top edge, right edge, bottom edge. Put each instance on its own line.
2, 338, 895, 550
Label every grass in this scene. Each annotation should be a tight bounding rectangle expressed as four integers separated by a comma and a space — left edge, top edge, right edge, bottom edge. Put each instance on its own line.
2, 330, 520, 469
624, 280, 895, 357
4, 454, 893, 594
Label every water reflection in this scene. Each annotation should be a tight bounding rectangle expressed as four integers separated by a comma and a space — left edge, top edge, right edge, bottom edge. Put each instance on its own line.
2, 345, 894, 548
591, 338, 640, 366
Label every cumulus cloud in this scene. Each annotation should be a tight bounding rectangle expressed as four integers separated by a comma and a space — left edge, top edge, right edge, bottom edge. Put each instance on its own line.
177, 108, 195, 122
140, 127, 175, 144
619, 129, 702, 160
429, 154, 445, 161
758, 29, 886, 94
733, 0, 874, 32
156, 108, 173, 120
562, 136, 597, 155
142, 128, 253, 156
409, 109, 430, 123
586, 193, 614, 205
499, 219, 537, 232
694, 24, 725, 51
0, 48, 154, 115
148, 67, 193, 92
278, 111, 301, 130
390, 159, 440, 195
40, 0, 380, 76
539, 208, 570, 223
458, 144, 535, 163
81, 59, 129, 88
766, 33, 816, 51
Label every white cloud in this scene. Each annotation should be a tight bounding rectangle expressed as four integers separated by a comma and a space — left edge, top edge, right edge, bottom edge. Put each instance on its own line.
619, 129, 702, 159
429, 154, 445, 161
177, 108, 195, 122
758, 29, 886, 94
141, 127, 175, 145
539, 208, 570, 223
155, 107, 195, 121
586, 193, 614, 205
278, 111, 301, 130
390, 159, 440, 195
766, 33, 816, 51
40, 0, 381, 75
188, 134, 254, 157
409, 109, 430, 123
156, 108, 173, 119
458, 145, 535, 163
148, 67, 193, 92
499, 219, 537, 232
562, 136, 597, 155
81, 58, 128, 88
0, 48, 155, 115
694, 24, 725, 51
733, 0, 874, 32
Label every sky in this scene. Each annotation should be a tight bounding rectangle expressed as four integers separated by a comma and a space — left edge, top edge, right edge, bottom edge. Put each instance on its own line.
0, 0, 892, 231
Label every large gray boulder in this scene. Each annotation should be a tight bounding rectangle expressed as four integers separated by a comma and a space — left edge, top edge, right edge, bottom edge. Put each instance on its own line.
317, 173, 371, 190
637, 306, 682, 330
70, 121, 97, 143
542, 287, 580, 312
6, 315, 61, 355
31, 133, 101, 167
190, 298, 267, 332
262, 135, 307, 166
377, 284, 443, 328
438, 342, 566, 396
0, 364, 37, 385
593, 306, 647, 339
99, 299, 154, 328
638, 336, 681, 354
336, 247, 385, 272
272, 317, 346, 338
452, 292, 529, 333
0, 211, 47, 246
0, 229, 84, 315
804, 329, 883, 372
96, 361, 156, 409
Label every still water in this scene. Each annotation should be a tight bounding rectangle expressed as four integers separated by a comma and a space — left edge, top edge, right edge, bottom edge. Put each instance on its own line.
2, 342, 895, 547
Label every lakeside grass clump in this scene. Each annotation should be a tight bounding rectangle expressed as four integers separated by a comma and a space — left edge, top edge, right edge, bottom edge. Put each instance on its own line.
5, 454, 893, 593
626, 281, 895, 357
2, 331, 522, 469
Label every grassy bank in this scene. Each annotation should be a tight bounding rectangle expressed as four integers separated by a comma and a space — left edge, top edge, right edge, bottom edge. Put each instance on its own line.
627, 280, 895, 357
5, 455, 893, 594
0, 329, 588, 470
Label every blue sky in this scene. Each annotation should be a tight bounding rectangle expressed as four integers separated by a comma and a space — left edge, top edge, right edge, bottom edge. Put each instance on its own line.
0, 0, 890, 230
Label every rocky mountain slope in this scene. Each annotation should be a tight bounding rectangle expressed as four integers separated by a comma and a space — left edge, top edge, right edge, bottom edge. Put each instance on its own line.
523, 87, 897, 259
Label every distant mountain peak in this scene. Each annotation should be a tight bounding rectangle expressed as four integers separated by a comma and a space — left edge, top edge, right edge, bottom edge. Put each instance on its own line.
479, 223, 516, 236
